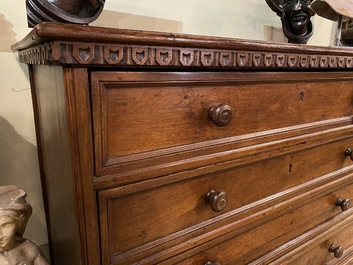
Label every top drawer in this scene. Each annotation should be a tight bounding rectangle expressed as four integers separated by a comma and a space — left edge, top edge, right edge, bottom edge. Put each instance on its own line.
91, 71, 353, 176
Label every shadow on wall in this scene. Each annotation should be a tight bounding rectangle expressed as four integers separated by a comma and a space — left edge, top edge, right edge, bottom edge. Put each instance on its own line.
0, 13, 17, 52
92, 10, 183, 33
0, 116, 48, 246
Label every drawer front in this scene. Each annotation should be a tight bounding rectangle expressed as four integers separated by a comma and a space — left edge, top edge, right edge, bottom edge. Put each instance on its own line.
98, 136, 353, 264
282, 216, 353, 265
287, 226, 353, 265
91, 71, 353, 175
168, 182, 353, 265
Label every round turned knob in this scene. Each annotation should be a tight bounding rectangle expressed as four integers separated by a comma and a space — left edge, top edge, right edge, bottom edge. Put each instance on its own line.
208, 104, 233, 126
204, 261, 221, 265
344, 148, 353, 161
205, 190, 228, 212
329, 244, 344, 258
336, 197, 350, 211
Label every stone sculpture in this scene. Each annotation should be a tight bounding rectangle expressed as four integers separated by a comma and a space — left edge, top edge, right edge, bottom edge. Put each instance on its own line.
0, 185, 49, 265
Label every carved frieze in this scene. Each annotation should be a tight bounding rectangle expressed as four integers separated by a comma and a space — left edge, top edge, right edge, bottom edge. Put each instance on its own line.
18, 41, 353, 70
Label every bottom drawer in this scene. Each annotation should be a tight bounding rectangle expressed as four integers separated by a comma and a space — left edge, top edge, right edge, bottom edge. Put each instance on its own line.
250, 207, 353, 265
325, 245, 353, 265
163, 181, 353, 265
285, 216, 353, 265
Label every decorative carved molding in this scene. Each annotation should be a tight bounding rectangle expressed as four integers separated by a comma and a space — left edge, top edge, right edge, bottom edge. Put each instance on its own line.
18, 41, 353, 69
18, 43, 53, 65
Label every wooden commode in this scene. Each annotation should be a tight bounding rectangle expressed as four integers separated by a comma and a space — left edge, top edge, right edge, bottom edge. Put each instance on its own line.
12, 22, 353, 264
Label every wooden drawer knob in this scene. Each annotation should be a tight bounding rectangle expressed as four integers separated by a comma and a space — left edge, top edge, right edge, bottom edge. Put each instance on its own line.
336, 197, 350, 211
329, 244, 344, 258
344, 148, 353, 161
204, 261, 221, 265
208, 104, 233, 126
205, 190, 228, 212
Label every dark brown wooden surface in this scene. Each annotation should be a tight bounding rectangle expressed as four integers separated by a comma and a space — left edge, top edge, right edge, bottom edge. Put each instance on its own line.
18, 23, 353, 265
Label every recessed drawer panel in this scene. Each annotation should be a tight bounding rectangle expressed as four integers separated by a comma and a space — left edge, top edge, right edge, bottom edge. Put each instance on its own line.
91, 72, 353, 175
98, 136, 353, 264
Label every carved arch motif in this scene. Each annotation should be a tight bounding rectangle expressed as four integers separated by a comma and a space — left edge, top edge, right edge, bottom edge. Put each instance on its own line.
18, 41, 353, 71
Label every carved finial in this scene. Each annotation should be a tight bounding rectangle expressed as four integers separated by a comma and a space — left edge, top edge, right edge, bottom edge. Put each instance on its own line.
265, 0, 316, 44
26, 0, 106, 27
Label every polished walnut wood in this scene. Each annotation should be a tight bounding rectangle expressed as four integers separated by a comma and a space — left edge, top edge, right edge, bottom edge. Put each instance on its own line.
12, 23, 353, 264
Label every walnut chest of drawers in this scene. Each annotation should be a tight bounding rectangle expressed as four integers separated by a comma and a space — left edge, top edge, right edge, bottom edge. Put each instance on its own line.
13, 23, 353, 265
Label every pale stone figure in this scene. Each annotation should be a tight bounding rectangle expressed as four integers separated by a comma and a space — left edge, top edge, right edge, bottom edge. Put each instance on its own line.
0, 185, 49, 265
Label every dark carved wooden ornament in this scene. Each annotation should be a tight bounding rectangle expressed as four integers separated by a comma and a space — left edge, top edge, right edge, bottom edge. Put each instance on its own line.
26, 0, 105, 27
265, 0, 316, 44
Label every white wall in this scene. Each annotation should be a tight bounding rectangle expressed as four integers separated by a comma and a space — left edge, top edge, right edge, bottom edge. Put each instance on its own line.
93, 0, 337, 45
0, 0, 336, 249
0, 1, 48, 247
